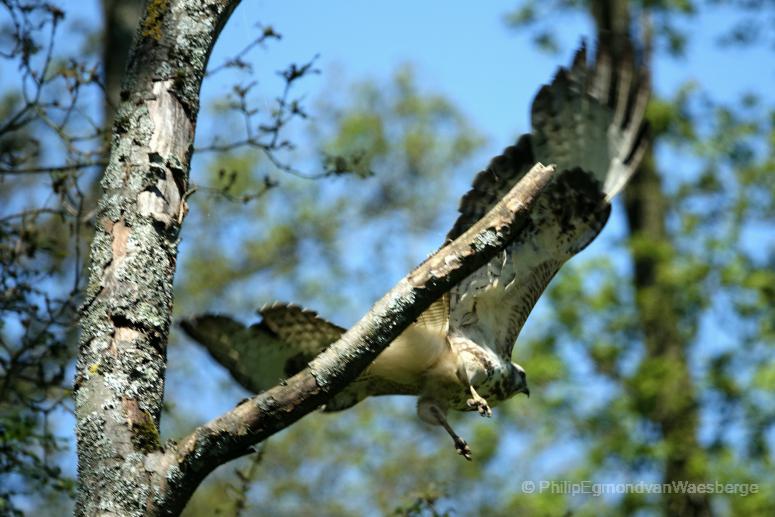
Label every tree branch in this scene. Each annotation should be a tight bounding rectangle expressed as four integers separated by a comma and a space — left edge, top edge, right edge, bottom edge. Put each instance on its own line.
146, 161, 557, 514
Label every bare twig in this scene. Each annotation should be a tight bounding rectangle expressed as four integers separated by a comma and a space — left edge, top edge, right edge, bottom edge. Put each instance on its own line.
0, 161, 106, 175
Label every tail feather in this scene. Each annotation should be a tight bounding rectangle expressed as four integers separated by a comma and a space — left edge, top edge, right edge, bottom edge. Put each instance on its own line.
259, 302, 345, 355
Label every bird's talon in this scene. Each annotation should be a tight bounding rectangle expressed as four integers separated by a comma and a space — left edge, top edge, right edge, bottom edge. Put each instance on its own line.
466, 397, 492, 417
455, 439, 472, 461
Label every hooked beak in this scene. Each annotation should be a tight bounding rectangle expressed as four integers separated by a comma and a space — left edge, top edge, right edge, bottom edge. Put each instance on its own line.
522, 386, 530, 398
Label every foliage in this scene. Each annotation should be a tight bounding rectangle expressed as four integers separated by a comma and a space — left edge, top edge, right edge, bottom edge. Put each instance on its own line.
501, 0, 775, 514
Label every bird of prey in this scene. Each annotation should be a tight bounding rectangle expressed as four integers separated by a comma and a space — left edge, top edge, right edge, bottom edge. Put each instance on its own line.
181, 40, 649, 460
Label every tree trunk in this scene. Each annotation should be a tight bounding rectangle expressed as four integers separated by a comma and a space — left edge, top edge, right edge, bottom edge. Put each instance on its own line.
74, 0, 241, 514
592, 0, 712, 515
624, 158, 712, 517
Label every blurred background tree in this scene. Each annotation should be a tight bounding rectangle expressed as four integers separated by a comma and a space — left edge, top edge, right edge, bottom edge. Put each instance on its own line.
1, 0, 772, 515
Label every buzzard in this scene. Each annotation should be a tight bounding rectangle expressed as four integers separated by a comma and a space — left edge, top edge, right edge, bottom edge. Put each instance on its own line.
181, 41, 649, 460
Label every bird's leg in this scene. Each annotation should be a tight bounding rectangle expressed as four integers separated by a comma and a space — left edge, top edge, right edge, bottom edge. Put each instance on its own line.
466, 385, 492, 417
454, 352, 492, 417
428, 405, 472, 461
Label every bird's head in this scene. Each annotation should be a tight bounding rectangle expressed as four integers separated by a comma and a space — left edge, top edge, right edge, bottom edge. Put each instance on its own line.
507, 362, 530, 399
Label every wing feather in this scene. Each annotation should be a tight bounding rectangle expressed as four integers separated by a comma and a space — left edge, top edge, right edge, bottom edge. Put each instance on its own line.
415, 295, 449, 333
446, 40, 648, 360
180, 304, 345, 394
259, 302, 345, 353
180, 315, 295, 393
445, 133, 535, 242
449, 168, 610, 357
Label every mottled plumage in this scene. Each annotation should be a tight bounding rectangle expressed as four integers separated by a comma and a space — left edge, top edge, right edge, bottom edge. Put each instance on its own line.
181, 40, 649, 460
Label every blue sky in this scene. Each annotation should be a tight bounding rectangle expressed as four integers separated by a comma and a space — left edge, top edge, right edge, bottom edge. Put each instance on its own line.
197, 1, 772, 290
207, 0, 771, 146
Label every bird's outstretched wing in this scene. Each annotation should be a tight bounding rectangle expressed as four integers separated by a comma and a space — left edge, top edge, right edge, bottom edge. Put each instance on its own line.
181, 303, 417, 411
180, 304, 344, 394
444, 41, 649, 360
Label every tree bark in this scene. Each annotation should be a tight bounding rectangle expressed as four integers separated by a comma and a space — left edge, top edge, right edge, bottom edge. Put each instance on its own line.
75, 0, 241, 514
